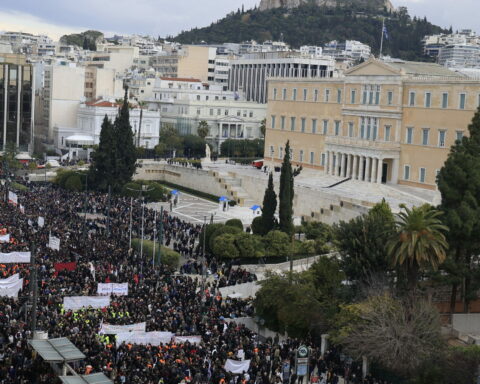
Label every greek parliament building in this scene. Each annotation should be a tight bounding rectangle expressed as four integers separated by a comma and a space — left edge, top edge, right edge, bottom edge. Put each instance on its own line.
0, 54, 34, 152
264, 59, 480, 191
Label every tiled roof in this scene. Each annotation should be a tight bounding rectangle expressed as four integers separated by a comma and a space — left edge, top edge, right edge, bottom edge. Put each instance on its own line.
85, 100, 120, 108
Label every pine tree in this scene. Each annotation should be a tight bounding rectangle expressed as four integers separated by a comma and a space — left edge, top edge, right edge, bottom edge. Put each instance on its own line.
113, 87, 137, 191
89, 115, 116, 191
260, 173, 277, 235
438, 106, 480, 313
279, 141, 294, 237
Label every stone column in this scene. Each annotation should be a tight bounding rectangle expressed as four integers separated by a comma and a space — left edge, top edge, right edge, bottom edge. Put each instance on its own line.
365, 157, 371, 182
392, 158, 399, 184
346, 154, 352, 178
377, 157, 383, 184
340, 153, 345, 177
329, 151, 334, 175
336, 152, 342, 176
371, 158, 378, 184
352, 155, 358, 180
358, 156, 365, 181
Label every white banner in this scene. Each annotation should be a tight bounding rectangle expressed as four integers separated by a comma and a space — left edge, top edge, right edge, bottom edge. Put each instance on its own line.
19, 204, 24, 214
97, 283, 128, 296
224, 359, 251, 374
100, 322, 146, 335
173, 336, 202, 344
0, 252, 31, 263
63, 296, 110, 311
8, 191, 18, 206
116, 331, 174, 347
48, 235, 60, 251
0, 234, 10, 243
0, 275, 23, 298
38, 216, 45, 228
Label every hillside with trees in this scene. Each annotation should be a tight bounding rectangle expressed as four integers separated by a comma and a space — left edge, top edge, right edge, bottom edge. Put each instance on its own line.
60, 30, 104, 50
173, 4, 447, 61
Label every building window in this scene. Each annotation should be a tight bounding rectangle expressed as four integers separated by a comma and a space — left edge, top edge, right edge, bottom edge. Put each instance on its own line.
197, 108, 201, 115
217, 109, 221, 115
456, 130, 464, 142
350, 89, 356, 104
459, 93, 466, 110
348, 122, 354, 137
384, 125, 391, 141
387, 91, 393, 105
406, 127, 414, 144
438, 130, 446, 147
301, 118, 306, 133
425, 92, 431, 108
321, 153, 325, 166
312, 119, 317, 134
271, 115, 276, 129
279, 147, 283, 159
360, 117, 365, 139
196, 95, 201, 101
225, 109, 229, 116
237, 110, 241, 117
314, 89, 319, 102
303, 88, 307, 101
372, 119, 378, 141
375, 86, 380, 105
362, 86, 368, 105
419, 167, 426, 183
442, 92, 449, 108
270, 146, 274, 157
249, 111, 253, 118
299, 150, 304, 162
281, 116, 286, 130
334, 121, 340, 136
325, 89, 330, 102
312, 152, 316, 165
337, 89, 342, 103
282, 88, 287, 100
404, 165, 410, 180
422, 128, 429, 146
322, 120, 328, 135
209, 109, 214, 116
273, 88, 277, 100
290, 117, 296, 131
292, 88, 297, 101
409, 92, 416, 107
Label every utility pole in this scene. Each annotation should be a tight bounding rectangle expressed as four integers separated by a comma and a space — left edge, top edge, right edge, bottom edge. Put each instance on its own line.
30, 241, 38, 338
379, 18, 385, 58
106, 185, 111, 237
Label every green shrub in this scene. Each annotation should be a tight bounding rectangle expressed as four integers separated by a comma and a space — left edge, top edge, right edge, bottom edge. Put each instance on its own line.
251, 216, 265, 235
121, 180, 167, 202
264, 230, 291, 258
315, 240, 331, 255
235, 233, 265, 258
225, 219, 243, 231
212, 234, 239, 259
199, 223, 224, 254
209, 225, 241, 252
64, 174, 83, 192
294, 240, 316, 255
10, 182, 28, 192
131, 238, 180, 270
54, 170, 86, 190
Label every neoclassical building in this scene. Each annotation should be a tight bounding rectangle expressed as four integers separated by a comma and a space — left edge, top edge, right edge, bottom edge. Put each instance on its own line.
264, 59, 480, 190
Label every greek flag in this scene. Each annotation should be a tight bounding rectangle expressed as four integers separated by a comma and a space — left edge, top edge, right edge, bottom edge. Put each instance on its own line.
383, 25, 389, 40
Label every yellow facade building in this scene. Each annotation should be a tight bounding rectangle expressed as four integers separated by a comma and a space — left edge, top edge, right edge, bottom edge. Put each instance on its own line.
264, 59, 480, 190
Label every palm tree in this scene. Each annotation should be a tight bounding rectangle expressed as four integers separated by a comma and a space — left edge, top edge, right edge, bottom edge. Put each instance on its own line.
387, 204, 448, 293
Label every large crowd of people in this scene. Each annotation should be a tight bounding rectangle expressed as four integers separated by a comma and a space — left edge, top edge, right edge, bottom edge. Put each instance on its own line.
0, 179, 389, 384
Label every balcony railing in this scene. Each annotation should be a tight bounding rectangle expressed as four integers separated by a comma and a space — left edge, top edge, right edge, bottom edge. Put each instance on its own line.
325, 136, 401, 151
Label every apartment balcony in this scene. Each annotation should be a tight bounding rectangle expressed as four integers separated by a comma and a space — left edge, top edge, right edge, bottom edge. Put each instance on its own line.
325, 136, 401, 157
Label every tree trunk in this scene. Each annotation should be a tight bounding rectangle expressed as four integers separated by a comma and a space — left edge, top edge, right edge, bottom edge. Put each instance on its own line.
449, 283, 458, 319
407, 263, 419, 296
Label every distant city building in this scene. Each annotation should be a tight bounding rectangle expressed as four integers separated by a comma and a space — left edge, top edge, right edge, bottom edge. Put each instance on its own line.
438, 45, 480, 69
0, 54, 34, 152
148, 77, 266, 150
228, 51, 335, 104
423, 29, 480, 59
54, 99, 160, 158
300, 45, 323, 58
220, 40, 289, 56
323, 40, 372, 61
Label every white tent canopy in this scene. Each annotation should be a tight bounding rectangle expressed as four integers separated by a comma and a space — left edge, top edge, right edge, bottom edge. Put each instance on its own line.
65, 135, 95, 145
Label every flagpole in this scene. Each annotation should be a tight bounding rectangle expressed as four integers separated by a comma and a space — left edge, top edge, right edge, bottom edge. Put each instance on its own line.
379, 18, 385, 59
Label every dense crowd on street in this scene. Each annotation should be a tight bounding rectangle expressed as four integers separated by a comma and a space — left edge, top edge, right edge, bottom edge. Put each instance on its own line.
0, 179, 390, 384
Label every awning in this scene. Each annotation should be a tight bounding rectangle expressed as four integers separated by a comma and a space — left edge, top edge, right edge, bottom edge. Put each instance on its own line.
65, 135, 95, 145
28, 337, 85, 363
250, 205, 261, 211
59, 373, 113, 384
219, 196, 228, 202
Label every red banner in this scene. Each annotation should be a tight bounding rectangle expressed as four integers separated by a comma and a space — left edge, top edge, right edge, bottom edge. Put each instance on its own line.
54, 262, 77, 272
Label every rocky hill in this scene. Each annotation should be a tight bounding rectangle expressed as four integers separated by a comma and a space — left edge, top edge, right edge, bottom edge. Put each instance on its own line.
259, 0, 394, 12
172, 4, 446, 61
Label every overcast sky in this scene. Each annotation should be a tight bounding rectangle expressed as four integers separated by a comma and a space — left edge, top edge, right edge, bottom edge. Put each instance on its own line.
0, 0, 477, 41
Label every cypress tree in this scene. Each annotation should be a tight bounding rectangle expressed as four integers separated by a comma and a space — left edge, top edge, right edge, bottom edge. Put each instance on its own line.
89, 115, 115, 191
113, 87, 137, 191
279, 141, 294, 237
260, 172, 277, 234
438, 106, 480, 313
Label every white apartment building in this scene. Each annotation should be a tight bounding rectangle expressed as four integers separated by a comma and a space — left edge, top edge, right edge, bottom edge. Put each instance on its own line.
323, 40, 372, 61
148, 78, 265, 151
53, 99, 160, 155
228, 51, 335, 103
438, 45, 480, 69
300, 46, 323, 58
423, 30, 480, 57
